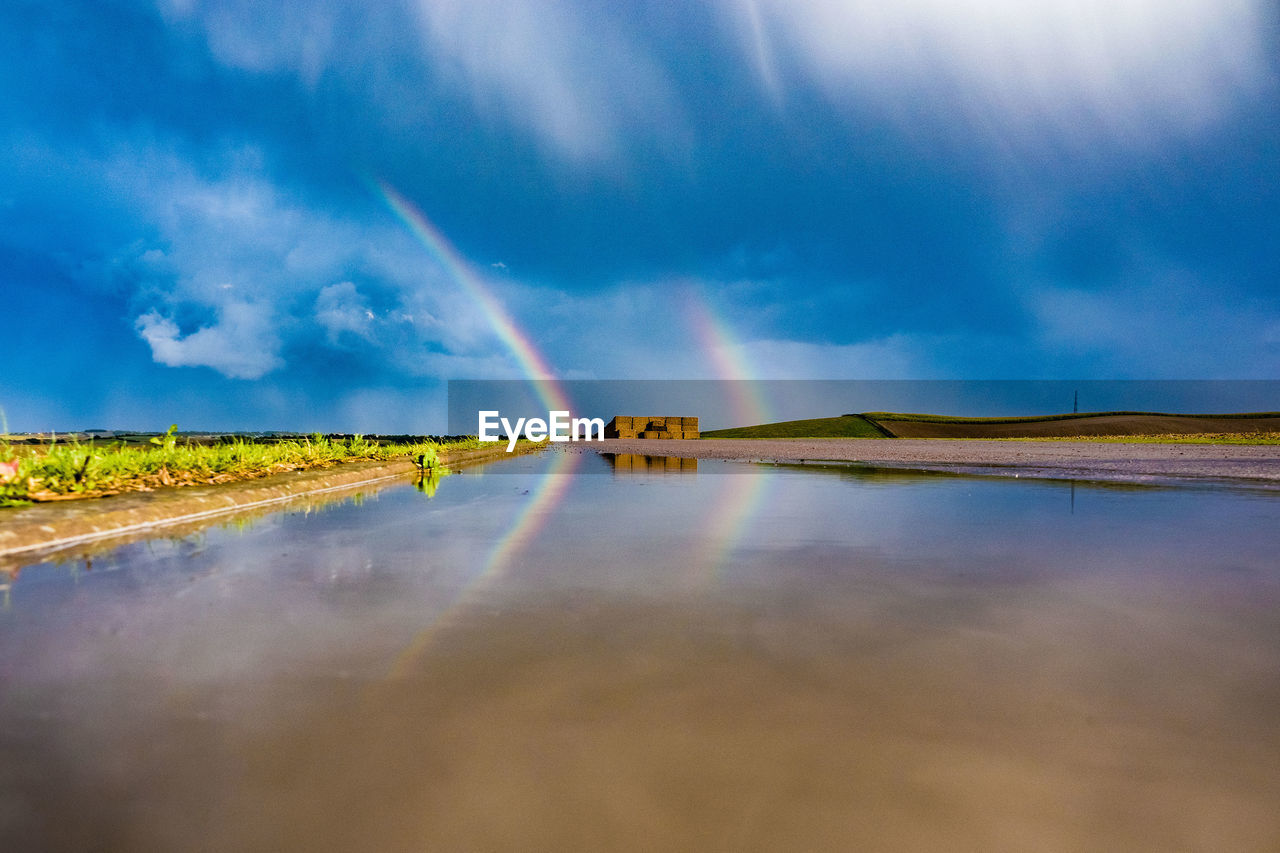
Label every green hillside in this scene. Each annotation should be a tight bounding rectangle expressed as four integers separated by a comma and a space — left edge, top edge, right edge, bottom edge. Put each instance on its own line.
703, 415, 888, 439
702, 411, 1280, 440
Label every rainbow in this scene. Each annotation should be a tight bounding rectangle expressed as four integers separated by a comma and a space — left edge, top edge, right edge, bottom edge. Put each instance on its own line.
684, 290, 774, 582
695, 466, 772, 583
382, 449, 582, 680
374, 179, 571, 414
372, 178, 582, 680
477, 447, 580, 578
685, 291, 772, 427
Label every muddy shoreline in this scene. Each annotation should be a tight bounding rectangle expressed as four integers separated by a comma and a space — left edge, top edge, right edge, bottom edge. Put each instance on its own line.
562, 438, 1280, 487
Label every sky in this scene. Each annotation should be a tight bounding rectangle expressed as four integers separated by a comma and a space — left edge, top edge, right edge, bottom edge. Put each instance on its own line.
2, 1, 1278, 432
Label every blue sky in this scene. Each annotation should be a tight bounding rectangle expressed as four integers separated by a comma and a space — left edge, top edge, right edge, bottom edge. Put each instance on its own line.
3, 1, 1277, 432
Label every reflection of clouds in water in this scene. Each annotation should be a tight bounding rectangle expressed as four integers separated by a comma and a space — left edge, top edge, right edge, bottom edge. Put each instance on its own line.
307, 546, 374, 587
382, 449, 581, 680
2, 463, 1279, 848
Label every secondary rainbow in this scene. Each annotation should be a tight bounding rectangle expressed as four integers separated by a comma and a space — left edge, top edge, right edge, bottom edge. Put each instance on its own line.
684, 290, 773, 583
685, 292, 772, 428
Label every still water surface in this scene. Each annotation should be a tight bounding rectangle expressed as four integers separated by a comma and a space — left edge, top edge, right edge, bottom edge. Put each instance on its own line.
2, 451, 1279, 850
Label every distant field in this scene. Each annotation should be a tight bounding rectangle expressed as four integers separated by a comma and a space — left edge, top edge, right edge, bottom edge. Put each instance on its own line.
705, 411, 1280, 441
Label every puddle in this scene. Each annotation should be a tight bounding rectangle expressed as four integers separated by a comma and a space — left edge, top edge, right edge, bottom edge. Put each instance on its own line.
2, 453, 1278, 850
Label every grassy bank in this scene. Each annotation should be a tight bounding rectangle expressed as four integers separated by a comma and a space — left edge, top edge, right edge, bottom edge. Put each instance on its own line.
0, 429, 477, 507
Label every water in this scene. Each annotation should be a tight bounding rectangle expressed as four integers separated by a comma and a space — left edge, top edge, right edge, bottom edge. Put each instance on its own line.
2, 451, 1278, 851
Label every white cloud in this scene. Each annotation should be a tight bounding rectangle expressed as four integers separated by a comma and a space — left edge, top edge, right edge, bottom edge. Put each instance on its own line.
734, 0, 1271, 148
314, 281, 374, 343
160, 0, 685, 166
412, 0, 683, 163
158, 0, 343, 86
57, 136, 546, 381
136, 302, 283, 379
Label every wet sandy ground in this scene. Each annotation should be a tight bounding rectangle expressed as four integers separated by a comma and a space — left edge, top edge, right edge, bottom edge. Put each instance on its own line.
565, 438, 1280, 485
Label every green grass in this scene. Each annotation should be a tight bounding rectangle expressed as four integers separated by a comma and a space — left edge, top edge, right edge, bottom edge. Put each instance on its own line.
703, 415, 888, 439
860, 410, 1280, 424
0, 429, 472, 507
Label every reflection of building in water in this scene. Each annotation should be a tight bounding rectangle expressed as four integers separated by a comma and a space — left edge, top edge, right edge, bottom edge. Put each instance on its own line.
604, 454, 697, 475
605, 416, 699, 439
